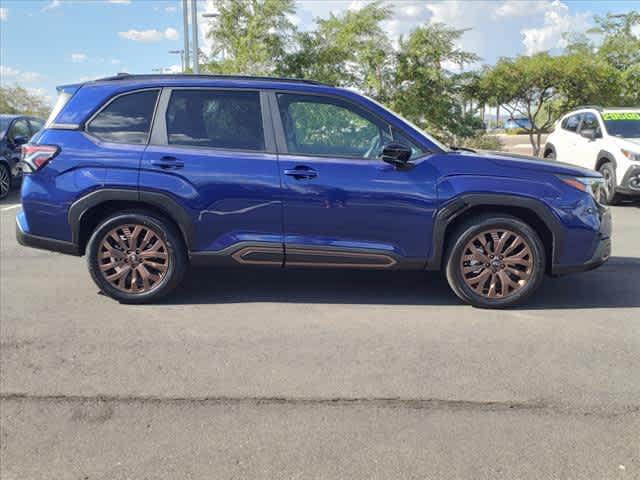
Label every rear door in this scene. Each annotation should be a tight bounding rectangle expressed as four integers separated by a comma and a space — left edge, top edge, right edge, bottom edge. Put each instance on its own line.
141, 88, 283, 260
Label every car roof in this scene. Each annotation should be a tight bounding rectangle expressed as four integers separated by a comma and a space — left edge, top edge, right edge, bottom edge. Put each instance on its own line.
0, 114, 22, 120
61, 73, 329, 91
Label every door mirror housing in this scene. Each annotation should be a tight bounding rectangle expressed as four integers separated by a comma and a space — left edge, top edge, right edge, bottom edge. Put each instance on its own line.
580, 129, 598, 141
381, 142, 412, 166
12, 135, 29, 147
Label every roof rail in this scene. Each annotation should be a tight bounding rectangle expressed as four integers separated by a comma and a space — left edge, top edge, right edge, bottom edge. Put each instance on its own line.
573, 105, 603, 111
95, 73, 327, 86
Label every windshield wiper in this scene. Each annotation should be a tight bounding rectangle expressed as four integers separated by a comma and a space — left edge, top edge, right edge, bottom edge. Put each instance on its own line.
449, 145, 476, 153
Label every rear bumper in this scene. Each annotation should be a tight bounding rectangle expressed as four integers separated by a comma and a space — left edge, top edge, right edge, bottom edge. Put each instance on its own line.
16, 215, 80, 256
552, 206, 611, 275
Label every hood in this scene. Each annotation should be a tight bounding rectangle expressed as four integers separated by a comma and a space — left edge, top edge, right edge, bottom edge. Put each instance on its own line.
467, 150, 600, 178
612, 137, 640, 150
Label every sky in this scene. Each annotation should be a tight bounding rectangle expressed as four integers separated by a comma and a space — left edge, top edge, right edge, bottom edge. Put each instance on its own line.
0, 0, 637, 104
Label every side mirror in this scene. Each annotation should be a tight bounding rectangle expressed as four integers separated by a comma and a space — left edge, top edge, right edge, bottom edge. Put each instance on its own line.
381, 142, 412, 166
12, 135, 29, 146
580, 129, 596, 141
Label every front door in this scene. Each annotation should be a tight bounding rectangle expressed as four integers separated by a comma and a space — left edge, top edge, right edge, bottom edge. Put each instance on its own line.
273, 92, 438, 268
575, 112, 605, 169
141, 88, 283, 261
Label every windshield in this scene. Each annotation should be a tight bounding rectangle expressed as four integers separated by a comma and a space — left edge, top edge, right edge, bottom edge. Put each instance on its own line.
602, 112, 640, 138
361, 93, 450, 152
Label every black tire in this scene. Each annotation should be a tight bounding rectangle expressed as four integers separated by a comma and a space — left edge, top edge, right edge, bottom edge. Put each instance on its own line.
86, 210, 187, 304
0, 163, 11, 200
543, 149, 555, 160
598, 162, 621, 205
445, 214, 546, 309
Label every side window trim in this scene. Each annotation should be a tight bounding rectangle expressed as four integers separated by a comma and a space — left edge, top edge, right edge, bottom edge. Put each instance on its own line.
84, 88, 161, 145
149, 87, 275, 153
270, 90, 399, 160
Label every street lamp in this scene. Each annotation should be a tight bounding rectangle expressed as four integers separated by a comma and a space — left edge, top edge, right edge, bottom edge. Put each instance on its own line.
169, 49, 185, 73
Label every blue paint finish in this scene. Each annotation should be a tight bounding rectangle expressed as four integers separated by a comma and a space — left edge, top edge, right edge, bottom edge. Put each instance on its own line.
279, 154, 438, 259
141, 145, 283, 251
19, 75, 610, 275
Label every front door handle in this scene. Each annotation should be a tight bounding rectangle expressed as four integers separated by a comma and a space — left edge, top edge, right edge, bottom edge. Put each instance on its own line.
284, 165, 317, 180
151, 156, 184, 169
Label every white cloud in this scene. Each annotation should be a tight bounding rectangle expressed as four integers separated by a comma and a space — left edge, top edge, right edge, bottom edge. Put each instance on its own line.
42, 0, 61, 12
164, 27, 179, 40
521, 2, 590, 55
118, 27, 179, 42
107, 0, 132, 4
71, 53, 88, 63
0, 7, 7, 21
111, 59, 121, 65
0, 65, 45, 83
165, 5, 177, 13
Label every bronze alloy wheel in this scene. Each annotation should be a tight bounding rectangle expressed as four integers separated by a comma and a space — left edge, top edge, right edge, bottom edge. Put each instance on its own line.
460, 228, 534, 299
98, 224, 169, 293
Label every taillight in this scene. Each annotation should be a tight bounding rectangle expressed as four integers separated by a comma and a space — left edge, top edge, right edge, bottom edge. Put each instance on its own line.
20, 144, 60, 173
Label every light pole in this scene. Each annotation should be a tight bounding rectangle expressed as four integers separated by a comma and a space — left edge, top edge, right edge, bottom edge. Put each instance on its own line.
190, 0, 199, 74
182, 0, 190, 72
202, 12, 220, 62
169, 49, 185, 73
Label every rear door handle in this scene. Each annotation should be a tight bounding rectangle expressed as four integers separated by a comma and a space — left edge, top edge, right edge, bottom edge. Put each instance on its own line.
284, 166, 317, 179
151, 156, 184, 169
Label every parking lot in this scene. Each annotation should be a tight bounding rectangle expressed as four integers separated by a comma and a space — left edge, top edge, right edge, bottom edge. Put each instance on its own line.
1, 188, 639, 479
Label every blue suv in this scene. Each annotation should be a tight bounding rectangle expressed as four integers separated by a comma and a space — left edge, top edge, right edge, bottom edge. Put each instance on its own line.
17, 74, 611, 308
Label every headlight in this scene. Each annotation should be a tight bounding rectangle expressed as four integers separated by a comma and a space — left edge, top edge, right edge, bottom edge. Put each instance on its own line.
558, 175, 605, 199
621, 149, 640, 161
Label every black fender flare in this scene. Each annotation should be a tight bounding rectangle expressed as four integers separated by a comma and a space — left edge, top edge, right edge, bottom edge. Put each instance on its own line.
427, 193, 564, 270
67, 188, 196, 250
542, 142, 556, 157
595, 150, 616, 171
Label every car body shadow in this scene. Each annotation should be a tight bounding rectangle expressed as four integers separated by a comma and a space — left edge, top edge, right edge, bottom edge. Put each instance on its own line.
161, 256, 640, 310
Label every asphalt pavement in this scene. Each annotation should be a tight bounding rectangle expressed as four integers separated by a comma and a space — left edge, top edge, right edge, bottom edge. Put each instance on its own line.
1, 188, 639, 480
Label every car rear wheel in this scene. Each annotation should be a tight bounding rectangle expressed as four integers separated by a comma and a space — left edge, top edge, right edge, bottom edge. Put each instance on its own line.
598, 162, 621, 205
543, 149, 555, 160
86, 211, 187, 303
445, 215, 546, 308
0, 163, 11, 199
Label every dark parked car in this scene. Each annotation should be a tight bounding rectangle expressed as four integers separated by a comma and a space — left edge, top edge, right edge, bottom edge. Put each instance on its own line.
0, 114, 45, 198
16, 75, 611, 308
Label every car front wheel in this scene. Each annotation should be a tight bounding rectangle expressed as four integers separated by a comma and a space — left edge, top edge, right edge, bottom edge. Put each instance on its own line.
598, 162, 621, 205
445, 215, 546, 308
86, 211, 187, 303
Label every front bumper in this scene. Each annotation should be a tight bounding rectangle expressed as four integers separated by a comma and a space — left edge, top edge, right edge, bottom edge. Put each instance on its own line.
552, 206, 611, 275
618, 166, 640, 195
16, 214, 80, 256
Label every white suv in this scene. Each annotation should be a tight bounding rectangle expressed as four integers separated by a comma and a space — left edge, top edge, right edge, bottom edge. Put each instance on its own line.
544, 107, 640, 204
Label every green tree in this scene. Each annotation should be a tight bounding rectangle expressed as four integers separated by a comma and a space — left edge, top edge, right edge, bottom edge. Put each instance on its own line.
479, 52, 619, 156
280, 1, 393, 99
0, 85, 51, 118
391, 23, 480, 143
204, 0, 297, 75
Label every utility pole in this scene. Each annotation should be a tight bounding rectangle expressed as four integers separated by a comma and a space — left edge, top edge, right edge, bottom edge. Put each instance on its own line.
182, 0, 190, 73
190, 0, 199, 74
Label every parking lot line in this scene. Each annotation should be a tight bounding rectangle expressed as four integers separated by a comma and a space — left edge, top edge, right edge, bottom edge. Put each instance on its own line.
1, 204, 21, 212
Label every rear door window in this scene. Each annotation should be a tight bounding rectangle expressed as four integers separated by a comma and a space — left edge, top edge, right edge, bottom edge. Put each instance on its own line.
86, 90, 159, 144
28, 118, 45, 135
165, 90, 265, 151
